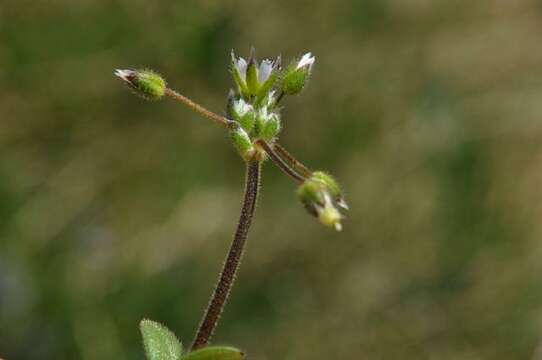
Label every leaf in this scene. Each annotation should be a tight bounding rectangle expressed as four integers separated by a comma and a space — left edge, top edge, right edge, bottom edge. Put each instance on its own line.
182, 346, 244, 360
140, 319, 183, 360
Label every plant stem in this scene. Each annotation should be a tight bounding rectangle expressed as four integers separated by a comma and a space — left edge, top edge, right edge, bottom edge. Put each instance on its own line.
275, 90, 285, 106
273, 143, 313, 178
191, 159, 261, 350
165, 88, 235, 128
255, 139, 305, 183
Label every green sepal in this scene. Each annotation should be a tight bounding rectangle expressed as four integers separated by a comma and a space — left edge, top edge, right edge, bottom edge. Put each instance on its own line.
245, 60, 259, 96
230, 125, 254, 160
311, 171, 341, 198
228, 95, 256, 133
297, 180, 324, 208
231, 66, 249, 99
140, 319, 183, 360
239, 111, 256, 134
281, 64, 308, 95
255, 71, 278, 104
261, 113, 281, 142
136, 70, 166, 100
182, 346, 244, 360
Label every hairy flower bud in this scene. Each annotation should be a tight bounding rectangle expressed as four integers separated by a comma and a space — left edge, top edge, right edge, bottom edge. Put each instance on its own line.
230, 124, 254, 160
260, 112, 281, 142
114, 69, 166, 100
229, 97, 256, 133
297, 171, 347, 231
281, 52, 315, 95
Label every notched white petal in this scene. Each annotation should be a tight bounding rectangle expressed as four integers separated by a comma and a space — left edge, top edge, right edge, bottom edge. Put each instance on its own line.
258, 59, 274, 83
236, 58, 248, 81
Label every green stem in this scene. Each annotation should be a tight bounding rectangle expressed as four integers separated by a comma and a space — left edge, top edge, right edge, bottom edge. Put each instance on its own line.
255, 139, 305, 183
273, 143, 313, 178
165, 88, 235, 128
191, 159, 261, 350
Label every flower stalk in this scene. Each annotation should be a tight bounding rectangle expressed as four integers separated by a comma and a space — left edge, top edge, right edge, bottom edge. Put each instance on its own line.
191, 159, 261, 350
165, 88, 234, 128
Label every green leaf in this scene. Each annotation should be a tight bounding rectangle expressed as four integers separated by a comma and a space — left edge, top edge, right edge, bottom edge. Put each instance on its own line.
182, 346, 244, 360
140, 319, 183, 360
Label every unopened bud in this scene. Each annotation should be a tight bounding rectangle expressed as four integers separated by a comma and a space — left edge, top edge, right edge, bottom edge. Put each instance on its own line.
114, 69, 166, 100
229, 97, 256, 133
230, 124, 254, 160
281, 52, 315, 95
260, 112, 281, 141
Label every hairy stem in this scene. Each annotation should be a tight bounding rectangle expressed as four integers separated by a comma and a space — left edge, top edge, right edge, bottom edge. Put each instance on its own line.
275, 90, 285, 106
191, 159, 261, 350
274, 143, 313, 178
165, 88, 235, 128
255, 139, 305, 183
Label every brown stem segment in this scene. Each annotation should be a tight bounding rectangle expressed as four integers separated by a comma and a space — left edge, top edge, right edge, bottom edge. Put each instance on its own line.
274, 143, 313, 178
165, 88, 235, 128
255, 139, 305, 184
191, 159, 261, 350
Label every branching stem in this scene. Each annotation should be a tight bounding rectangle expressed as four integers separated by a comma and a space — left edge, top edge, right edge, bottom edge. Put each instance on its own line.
165, 88, 235, 128
255, 139, 305, 183
274, 143, 313, 178
191, 159, 261, 350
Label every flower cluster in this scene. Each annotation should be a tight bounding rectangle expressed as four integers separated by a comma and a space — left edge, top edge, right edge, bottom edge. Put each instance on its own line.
227, 48, 315, 160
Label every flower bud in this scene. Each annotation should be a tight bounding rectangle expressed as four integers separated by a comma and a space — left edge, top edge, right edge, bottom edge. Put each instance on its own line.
298, 180, 343, 231
114, 69, 166, 100
281, 52, 315, 95
297, 170, 346, 231
260, 112, 281, 141
229, 98, 256, 133
230, 124, 254, 160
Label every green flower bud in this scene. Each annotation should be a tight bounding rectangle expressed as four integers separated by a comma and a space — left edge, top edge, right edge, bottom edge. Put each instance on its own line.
115, 69, 166, 100
261, 112, 281, 141
297, 170, 346, 231
253, 107, 280, 139
230, 124, 254, 160
229, 97, 256, 133
281, 52, 315, 95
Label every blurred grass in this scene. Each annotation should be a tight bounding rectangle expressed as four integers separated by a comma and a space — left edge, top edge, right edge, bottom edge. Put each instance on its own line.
1, 0, 542, 359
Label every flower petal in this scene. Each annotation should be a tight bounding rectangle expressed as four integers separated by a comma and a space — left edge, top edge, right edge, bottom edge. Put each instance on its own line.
258, 59, 274, 83
296, 52, 315, 70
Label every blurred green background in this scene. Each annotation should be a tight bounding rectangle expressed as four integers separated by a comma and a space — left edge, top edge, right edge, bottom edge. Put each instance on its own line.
2, 1, 542, 359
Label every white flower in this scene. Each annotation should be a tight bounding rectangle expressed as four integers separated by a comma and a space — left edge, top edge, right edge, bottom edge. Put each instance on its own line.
296, 52, 315, 71
231, 49, 280, 92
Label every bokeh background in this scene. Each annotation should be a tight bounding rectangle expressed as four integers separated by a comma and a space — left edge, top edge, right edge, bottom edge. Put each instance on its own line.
1, 0, 542, 359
